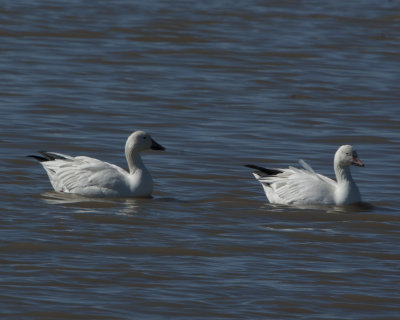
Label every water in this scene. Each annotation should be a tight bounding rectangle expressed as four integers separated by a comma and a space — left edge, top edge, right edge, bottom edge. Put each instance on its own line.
1, 1, 400, 319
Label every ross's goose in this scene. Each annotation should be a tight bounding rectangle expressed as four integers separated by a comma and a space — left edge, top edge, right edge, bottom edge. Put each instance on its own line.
245, 145, 364, 206
28, 131, 165, 197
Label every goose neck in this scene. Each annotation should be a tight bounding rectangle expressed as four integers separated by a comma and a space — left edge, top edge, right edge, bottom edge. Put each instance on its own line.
126, 150, 145, 175
334, 164, 353, 184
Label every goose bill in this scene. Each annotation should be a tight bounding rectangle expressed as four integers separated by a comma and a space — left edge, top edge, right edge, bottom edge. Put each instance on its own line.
352, 156, 364, 167
151, 139, 165, 151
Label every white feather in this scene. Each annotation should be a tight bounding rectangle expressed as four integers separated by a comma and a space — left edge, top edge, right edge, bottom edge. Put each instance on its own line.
249, 145, 364, 206
31, 131, 165, 198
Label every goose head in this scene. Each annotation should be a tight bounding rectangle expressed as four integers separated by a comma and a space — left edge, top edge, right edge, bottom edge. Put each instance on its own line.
334, 145, 364, 168
125, 131, 165, 154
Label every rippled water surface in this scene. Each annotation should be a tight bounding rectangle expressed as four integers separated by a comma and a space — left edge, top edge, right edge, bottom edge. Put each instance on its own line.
1, 1, 400, 319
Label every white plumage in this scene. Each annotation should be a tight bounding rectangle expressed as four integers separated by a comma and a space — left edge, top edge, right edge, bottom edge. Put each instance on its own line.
29, 131, 165, 197
246, 145, 364, 206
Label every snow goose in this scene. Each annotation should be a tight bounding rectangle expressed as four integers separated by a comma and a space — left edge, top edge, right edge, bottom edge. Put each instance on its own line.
245, 145, 364, 206
28, 131, 165, 197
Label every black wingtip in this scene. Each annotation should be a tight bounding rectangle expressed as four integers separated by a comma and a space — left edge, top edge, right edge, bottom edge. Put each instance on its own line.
244, 164, 282, 176
27, 155, 48, 162
27, 151, 67, 162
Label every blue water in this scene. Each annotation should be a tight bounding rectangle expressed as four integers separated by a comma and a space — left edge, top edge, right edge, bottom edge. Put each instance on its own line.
1, 1, 400, 319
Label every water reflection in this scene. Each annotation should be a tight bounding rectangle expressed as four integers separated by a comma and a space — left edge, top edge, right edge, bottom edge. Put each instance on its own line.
40, 191, 145, 215
260, 200, 373, 214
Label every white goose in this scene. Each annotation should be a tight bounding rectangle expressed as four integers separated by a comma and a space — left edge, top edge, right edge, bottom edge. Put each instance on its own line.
28, 131, 165, 197
245, 145, 364, 206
